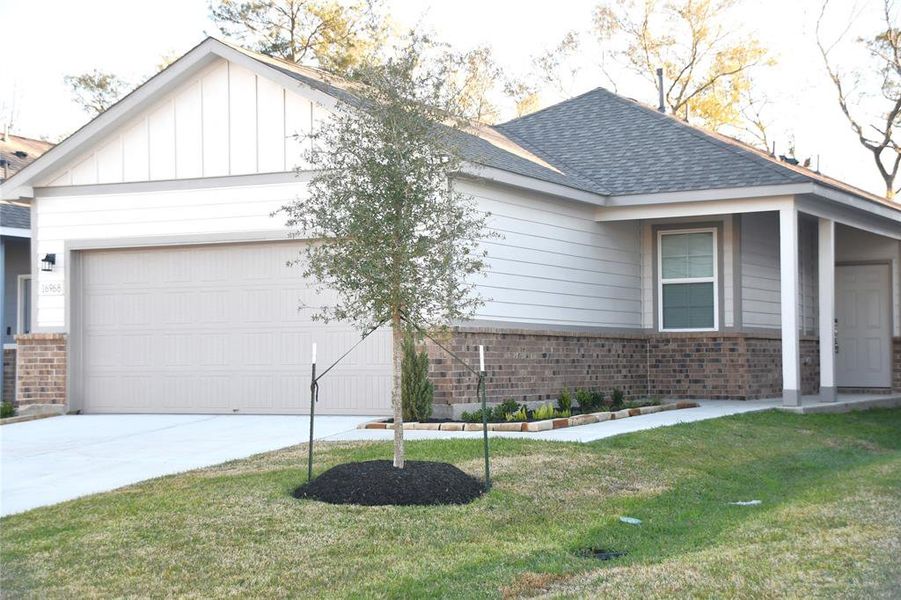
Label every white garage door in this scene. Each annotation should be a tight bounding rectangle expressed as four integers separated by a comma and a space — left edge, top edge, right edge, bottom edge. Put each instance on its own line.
73, 241, 392, 415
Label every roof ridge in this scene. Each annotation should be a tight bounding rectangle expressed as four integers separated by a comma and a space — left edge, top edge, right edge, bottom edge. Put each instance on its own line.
593, 88, 807, 187
497, 87, 607, 128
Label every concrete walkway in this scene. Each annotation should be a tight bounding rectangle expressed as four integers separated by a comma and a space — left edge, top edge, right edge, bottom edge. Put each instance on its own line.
324, 399, 781, 443
1, 414, 372, 517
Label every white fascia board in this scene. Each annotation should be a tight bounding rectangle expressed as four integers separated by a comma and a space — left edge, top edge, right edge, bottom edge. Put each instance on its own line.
796, 193, 901, 240
808, 183, 901, 227
0, 37, 340, 202
607, 183, 812, 206
456, 163, 607, 206
0, 227, 31, 238
596, 195, 794, 221
608, 181, 901, 226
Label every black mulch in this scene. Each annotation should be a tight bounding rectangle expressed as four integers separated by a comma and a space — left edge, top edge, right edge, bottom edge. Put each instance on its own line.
293, 460, 485, 506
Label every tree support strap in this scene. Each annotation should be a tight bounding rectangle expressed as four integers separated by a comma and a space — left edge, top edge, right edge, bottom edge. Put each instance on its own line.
307, 319, 388, 482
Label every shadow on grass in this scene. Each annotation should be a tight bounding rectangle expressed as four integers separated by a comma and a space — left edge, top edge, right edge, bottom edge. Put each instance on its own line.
375, 411, 900, 598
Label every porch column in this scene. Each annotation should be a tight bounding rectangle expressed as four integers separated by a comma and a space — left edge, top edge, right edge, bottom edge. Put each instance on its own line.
818, 218, 837, 401
779, 206, 801, 406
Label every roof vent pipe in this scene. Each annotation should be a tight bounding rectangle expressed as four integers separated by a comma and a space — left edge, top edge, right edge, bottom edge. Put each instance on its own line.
656, 68, 665, 113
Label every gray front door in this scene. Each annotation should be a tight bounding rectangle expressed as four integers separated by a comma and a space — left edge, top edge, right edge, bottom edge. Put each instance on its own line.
835, 264, 892, 388
73, 241, 392, 414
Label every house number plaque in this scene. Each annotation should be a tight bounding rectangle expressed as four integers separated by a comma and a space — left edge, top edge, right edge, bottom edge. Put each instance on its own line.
39, 281, 64, 296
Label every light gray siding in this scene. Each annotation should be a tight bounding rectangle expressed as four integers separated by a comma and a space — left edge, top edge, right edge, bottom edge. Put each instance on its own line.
741, 211, 818, 332
3, 238, 30, 345
460, 180, 642, 328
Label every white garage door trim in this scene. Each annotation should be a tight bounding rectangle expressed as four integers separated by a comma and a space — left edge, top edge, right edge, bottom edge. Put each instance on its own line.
70, 240, 392, 415
835, 262, 893, 388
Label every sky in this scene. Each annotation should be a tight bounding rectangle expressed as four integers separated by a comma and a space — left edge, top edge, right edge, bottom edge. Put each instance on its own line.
0, 0, 891, 196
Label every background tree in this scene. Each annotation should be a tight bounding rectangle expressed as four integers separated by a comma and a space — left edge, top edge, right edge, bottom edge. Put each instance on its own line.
452, 45, 503, 123
593, 0, 770, 130
209, 0, 386, 73
280, 37, 493, 468
817, 0, 901, 199
64, 71, 129, 116
532, 31, 584, 98
503, 78, 541, 118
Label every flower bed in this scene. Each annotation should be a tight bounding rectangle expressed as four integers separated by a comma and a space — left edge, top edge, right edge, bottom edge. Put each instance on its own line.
358, 401, 699, 432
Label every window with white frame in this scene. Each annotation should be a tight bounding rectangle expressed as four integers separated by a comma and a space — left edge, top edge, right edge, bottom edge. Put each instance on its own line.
658, 228, 718, 331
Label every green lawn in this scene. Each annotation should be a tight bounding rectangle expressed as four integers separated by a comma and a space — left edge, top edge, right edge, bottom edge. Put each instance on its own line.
2, 409, 900, 599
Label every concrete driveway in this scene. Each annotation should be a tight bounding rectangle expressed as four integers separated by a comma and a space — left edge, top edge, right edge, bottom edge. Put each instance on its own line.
1, 414, 372, 516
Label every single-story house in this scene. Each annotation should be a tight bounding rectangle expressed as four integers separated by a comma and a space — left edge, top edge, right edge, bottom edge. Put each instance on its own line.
1, 132, 53, 403
1, 37, 899, 417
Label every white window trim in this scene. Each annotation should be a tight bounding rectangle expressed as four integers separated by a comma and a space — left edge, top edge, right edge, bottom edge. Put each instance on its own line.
657, 227, 719, 332
16, 274, 32, 337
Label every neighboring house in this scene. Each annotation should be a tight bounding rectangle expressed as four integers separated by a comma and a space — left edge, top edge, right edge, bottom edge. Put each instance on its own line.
0, 133, 53, 403
1, 37, 899, 417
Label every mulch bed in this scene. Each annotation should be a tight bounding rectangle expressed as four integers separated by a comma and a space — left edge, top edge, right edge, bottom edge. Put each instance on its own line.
293, 460, 485, 506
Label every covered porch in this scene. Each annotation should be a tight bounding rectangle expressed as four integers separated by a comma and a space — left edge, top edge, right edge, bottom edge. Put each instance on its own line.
599, 189, 901, 406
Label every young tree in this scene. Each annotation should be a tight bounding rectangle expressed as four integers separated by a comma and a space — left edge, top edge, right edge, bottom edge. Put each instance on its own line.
209, 0, 386, 73
817, 0, 901, 199
280, 38, 493, 468
593, 0, 770, 130
64, 71, 129, 116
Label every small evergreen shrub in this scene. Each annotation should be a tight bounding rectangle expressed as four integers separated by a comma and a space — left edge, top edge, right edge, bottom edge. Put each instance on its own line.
557, 388, 573, 413
610, 388, 625, 410
576, 389, 604, 413
0, 401, 14, 419
555, 408, 571, 418
492, 398, 521, 421
461, 409, 486, 423
401, 334, 433, 422
533, 402, 556, 421
505, 406, 528, 422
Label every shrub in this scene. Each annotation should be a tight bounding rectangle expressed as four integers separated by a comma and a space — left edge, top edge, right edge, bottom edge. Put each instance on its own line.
610, 388, 625, 409
492, 398, 521, 421
505, 406, 528, 422
461, 409, 486, 423
401, 334, 434, 422
533, 402, 556, 420
0, 401, 14, 419
557, 388, 572, 413
576, 389, 604, 413
555, 408, 571, 418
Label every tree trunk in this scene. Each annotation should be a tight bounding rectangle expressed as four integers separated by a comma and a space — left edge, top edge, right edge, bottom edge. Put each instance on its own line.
391, 312, 405, 468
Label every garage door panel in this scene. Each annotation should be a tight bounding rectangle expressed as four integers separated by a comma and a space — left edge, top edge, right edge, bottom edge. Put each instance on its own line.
77, 242, 392, 414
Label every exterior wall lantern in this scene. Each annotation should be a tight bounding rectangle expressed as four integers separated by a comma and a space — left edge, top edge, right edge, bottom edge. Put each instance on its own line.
41, 253, 56, 272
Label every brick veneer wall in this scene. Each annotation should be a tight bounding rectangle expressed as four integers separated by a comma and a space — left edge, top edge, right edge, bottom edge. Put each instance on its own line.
427, 328, 822, 405
2, 348, 16, 404
426, 328, 648, 405
15, 333, 67, 407
648, 334, 751, 400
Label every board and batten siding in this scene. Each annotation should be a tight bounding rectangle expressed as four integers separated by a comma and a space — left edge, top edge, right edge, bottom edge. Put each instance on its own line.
33, 179, 642, 331
741, 211, 818, 333
40, 58, 316, 188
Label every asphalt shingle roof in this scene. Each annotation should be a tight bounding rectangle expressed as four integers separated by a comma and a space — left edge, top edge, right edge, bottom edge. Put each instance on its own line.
1, 204, 30, 229
495, 88, 811, 196
242, 48, 606, 195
